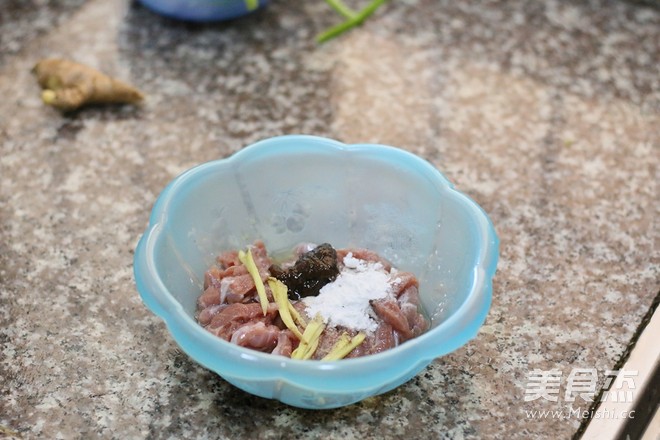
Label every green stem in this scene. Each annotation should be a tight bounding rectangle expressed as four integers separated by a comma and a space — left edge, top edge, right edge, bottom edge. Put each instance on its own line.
317, 0, 390, 43
325, 0, 358, 19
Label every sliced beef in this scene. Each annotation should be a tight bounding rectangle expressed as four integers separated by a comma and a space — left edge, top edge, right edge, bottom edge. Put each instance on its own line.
363, 322, 396, 355
371, 287, 428, 342
230, 322, 281, 352
371, 299, 414, 340
204, 267, 253, 303
216, 249, 241, 268
221, 273, 258, 303
203, 241, 274, 305
207, 302, 277, 329
206, 302, 278, 341
207, 319, 247, 341
390, 271, 419, 297
215, 241, 271, 271
398, 286, 429, 337
198, 303, 226, 327
217, 264, 249, 278
204, 266, 222, 290
249, 241, 273, 273
197, 285, 221, 309
271, 330, 296, 357
336, 248, 393, 271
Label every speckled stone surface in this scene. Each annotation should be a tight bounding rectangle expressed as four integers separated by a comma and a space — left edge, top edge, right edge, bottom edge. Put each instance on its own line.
1, 0, 658, 439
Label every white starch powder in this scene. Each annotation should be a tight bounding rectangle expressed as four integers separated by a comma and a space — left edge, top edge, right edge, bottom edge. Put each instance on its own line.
302, 253, 393, 333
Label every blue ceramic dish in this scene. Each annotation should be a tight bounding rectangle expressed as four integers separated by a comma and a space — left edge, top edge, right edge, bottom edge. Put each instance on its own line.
133, 135, 499, 409
137, 0, 268, 22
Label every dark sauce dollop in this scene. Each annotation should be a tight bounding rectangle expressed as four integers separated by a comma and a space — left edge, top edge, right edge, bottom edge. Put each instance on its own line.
269, 243, 340, 300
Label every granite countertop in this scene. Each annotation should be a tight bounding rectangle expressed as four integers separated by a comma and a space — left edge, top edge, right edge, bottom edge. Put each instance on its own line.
1, 1, 658, 439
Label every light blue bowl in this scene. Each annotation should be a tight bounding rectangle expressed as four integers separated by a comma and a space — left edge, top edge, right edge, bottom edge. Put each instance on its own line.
133, 135, 499, 409
137, 0, 268, 22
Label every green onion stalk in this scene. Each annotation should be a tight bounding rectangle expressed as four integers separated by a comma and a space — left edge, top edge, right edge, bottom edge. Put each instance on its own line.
318, 0, 390, 43
244, 0, 259, 11
243, 0, 391, 43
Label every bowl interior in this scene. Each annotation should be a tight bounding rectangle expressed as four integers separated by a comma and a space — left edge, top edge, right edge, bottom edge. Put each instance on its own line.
153, 138, 486, 330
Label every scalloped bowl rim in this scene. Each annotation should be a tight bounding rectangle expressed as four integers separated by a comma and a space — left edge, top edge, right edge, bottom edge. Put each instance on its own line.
134, 135, 499, 398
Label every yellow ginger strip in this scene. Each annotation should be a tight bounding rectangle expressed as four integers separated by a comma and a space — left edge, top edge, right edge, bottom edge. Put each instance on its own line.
291, 315, 325, 360
288, 300, 307, 330
322, 332, 367, 361
321, 333, 350, 360
301, 325, 323, 360
300, 319, 325, 360
267, 278, 304, 341
238, 248, 269, 316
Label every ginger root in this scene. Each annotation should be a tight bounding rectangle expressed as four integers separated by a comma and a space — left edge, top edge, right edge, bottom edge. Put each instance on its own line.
32, 58, 144, 111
